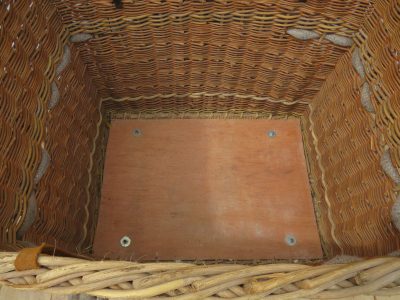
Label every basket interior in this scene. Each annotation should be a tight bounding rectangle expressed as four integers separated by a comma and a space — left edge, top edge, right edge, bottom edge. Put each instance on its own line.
1, 0, 400, 261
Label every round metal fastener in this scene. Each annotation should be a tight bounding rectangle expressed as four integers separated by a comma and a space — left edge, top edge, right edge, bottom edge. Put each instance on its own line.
267, 130, 277, 138
285, 234, 297, 246
120, 235, 132, 247
132, 128, 142, 137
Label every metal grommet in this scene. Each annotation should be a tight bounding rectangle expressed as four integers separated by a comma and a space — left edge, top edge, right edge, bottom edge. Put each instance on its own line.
285, 234, 296, 246
267, 130, 277, 138
120, 235, 131, 247
132, 128, 142, 137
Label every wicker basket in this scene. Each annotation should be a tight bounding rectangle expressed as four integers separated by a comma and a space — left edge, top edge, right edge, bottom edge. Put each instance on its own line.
1, 0, 400, 298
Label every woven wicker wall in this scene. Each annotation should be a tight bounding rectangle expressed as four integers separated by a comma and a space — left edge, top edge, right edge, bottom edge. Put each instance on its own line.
52, 0, 372, 115
356, 0, 400, 172
303, 0, 400, 256
0, 1, 64, 246
24, 47, 102, 252
0, 1, 102, 252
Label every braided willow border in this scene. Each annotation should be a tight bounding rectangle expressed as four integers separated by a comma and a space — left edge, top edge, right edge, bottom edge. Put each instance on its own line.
2, 253, 400, 299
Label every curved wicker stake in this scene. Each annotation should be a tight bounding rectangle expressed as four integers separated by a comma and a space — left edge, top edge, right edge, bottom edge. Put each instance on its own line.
39, 272, 93, 288
298, 257, 394, 289
82, 262, 193, 284
133, 265, 247, 289
175, 279, 248, 300
85, 276, 204, 298
192, 264, 309, 291
356, 259, 400, 284
37, 256, 87, 267
48, 273, 202, 295
82, 267, 147, 284
311, 269, 400, 298
243, 274, 366, 300
244, 264, 340, 294
36, 261, 136, 283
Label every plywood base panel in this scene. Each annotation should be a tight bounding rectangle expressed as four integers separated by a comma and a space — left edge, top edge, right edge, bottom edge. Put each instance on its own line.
93, 119, 322, 260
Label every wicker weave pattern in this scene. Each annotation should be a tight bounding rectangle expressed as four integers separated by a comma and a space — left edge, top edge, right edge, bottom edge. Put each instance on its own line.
0, 1, 65, 245
23, 46, 101, 252
354, 0, 400, 171
103, 94, 307, 117
2, 252, 400, 299
310, 58, 396, 255
304, 36, 400, 257
0, 1, 102, 252
52, 0, 372, 113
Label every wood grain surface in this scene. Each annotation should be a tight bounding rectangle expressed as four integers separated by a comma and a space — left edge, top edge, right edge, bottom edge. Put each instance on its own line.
93, 119, 322, 260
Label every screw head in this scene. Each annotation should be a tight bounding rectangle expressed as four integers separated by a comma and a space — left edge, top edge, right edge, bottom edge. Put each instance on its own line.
285, 234, 296, 246
267, 130, 277, 138
132, 128, 142, 137
120, 235, 132, 248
